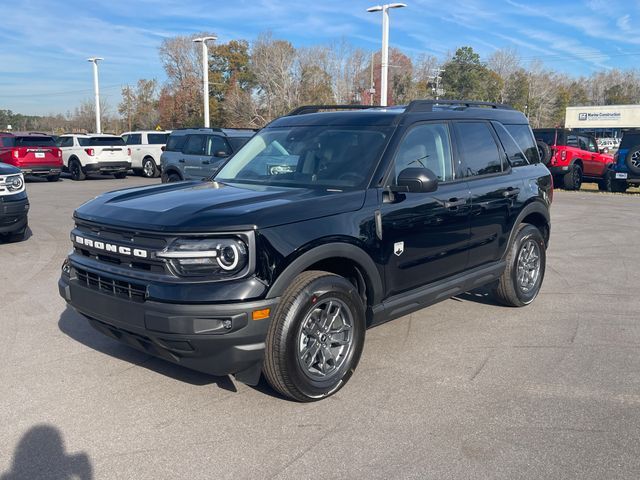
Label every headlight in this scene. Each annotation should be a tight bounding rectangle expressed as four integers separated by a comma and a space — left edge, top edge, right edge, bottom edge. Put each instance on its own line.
2, 174, 24, 193
157, 235, 252, 278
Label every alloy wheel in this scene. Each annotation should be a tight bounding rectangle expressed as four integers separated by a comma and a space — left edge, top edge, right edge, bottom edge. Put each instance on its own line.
516, 239, 541, 293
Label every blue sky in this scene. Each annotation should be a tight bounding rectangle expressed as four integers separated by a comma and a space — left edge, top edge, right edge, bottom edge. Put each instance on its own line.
1, 0, 638, 115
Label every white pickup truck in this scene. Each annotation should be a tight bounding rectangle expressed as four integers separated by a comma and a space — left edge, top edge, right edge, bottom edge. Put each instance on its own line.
121, 131, 170, 178
56, 134, 131, 181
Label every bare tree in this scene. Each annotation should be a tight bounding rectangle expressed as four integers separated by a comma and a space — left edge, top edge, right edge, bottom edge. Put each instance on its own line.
488, 48, 521, 103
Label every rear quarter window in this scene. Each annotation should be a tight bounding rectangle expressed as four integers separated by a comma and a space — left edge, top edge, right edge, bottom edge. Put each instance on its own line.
505, 124, 539, 164
227, 136, 251, 151
1, 137, 15, 147
148, 133, 168, 144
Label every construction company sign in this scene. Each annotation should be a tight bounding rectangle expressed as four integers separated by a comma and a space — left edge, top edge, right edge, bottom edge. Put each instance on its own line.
566, 105, 640, 128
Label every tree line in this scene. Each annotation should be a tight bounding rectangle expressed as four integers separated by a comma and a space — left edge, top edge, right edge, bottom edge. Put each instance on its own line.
6, 32, 640, 133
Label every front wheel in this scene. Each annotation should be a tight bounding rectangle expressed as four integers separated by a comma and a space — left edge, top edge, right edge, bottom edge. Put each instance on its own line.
263, 271, 365, 402
493, 224, 546, 307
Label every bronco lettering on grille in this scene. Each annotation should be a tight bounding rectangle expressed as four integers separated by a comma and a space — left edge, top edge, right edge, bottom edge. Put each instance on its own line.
73, 234, 149, 258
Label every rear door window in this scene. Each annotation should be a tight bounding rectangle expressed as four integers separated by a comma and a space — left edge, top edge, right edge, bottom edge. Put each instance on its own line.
165, 135, 187, 152
183, 135, 206, 155
454, 122, 504, 177
207, 136, 232, 157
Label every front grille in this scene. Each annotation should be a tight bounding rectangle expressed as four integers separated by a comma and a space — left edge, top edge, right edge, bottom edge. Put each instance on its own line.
75, 267, 147, 302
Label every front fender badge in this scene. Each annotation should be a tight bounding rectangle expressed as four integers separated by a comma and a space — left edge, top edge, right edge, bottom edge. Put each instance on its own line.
394, 241, 404, 256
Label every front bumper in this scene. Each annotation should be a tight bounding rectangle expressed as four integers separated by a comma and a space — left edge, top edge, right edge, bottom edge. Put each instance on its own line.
58, 270, 279, 379
85, 162, 131, 173
0, 197, 29, 234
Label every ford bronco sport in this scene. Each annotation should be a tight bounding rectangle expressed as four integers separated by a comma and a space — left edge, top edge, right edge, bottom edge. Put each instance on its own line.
605, 129, 640, 193
0, 162, 29, 242
59, 101, 552, 401
533, 128, 613, 191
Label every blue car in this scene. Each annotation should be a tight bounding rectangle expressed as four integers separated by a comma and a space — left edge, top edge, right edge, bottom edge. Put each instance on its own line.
606, 130, 640, 192
0, 162, 29, 242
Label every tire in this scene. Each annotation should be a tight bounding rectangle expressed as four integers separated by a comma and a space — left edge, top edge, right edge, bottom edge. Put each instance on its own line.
113, 171, 127, 179
493, 224, 546, 307
625, 145, 640, 175
263, 271, 366, 402
536, 140, 552, 165
562, 163, 582, 190
165, 172, 182, 183
605, 170, 628, 193
142, 157, 158, 178
69, 159, 85, 181
46, 174, 60, 182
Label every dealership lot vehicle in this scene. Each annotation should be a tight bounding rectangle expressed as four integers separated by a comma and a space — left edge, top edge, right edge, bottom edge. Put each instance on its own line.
56, 134, 131, 180
2, 176, 640, 479
121, 130, 170, 178
59, 101, 551, 402
160, 127, 254, 182
0, 132, 63, 181
605, 129, 640, 193
0, 162, 28, 242
534, 128, 613, 191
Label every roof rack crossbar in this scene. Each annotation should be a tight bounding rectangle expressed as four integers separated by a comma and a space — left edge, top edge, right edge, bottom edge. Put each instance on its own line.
287, 105, 381, 116
405, 99, 514, 113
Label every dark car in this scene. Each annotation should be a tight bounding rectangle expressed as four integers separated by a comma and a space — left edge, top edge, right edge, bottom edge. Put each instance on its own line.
59, 101, 552, 401
0, 132, 63, 181
160, 127, 254, 182
605, 129, 640, 192
0, 162, 29, 242
533, 128, 613, 191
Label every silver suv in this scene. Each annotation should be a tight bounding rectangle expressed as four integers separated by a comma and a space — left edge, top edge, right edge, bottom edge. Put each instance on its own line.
160, 128, 254, 182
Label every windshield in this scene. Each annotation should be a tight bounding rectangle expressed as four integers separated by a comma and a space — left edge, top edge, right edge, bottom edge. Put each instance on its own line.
215, 125, 391, 190
78, 136, 126, 147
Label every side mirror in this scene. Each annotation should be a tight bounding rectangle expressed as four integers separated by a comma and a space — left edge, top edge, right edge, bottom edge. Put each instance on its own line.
214, 150, 229, 158
396, 167, 439, 193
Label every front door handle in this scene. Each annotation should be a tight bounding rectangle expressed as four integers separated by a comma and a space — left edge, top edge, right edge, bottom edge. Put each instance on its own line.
202, 160, 210, 165
443, 197, 467, 209
178, 159, 185, 163
503, 188, 520, 198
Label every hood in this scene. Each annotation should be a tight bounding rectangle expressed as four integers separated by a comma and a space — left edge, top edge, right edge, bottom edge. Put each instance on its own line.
74, 180, 366, 232
0, 163, 21, 175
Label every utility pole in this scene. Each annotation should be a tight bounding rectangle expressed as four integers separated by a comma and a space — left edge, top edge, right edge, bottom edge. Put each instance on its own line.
193, 36, 217, 128
367, 3, 407, 107
370, 52, 375, 105
87, 57, 103, 133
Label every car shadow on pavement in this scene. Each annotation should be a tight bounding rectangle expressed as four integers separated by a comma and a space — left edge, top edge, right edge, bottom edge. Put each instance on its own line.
57, 307, 238, 392
453, 286, 500, 306
0, 424, 92, 480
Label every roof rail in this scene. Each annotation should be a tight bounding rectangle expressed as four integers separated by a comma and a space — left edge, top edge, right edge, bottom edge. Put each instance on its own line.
287, 105, 381, 116
404, 99, 514, 113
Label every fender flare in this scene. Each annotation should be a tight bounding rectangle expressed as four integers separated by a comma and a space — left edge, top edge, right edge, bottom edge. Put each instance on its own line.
266, 242, 384, 305
504, 200, 550, 255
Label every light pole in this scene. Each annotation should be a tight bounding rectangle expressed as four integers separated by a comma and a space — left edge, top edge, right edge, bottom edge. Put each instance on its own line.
367, 3, 406, 107
87, 57, 103, 133
193, 36, 217, 128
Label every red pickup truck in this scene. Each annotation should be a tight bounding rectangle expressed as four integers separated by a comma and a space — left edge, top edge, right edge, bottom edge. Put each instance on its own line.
533, 128, 613, 190
0, 132, 63, 182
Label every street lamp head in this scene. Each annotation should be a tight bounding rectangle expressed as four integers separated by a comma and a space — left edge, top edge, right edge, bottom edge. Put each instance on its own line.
87, 57, 104, 63
388, 3, 407, 8
367, 3, 406, 11
367, 5, 383, 12
193, 36, 217, 43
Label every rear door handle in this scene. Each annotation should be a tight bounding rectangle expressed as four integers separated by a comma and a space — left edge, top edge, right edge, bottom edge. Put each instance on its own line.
443, 198, 467, 209
503, 188, 520, 198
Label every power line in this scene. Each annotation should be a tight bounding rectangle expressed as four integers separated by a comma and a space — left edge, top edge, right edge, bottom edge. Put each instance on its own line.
0, 84, 122, 98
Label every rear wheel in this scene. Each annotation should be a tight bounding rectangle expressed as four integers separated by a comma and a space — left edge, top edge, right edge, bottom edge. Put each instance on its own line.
142, 157, 158, 178
605, 170, 628, 193
69, 159, 85, 181
494, 224, 546, 307
263, 271, 365, 402
113, 171, 127, 179
562, 164, 582, 190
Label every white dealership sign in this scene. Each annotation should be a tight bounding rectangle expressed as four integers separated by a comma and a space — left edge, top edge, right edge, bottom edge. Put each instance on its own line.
565, 105, 640, 128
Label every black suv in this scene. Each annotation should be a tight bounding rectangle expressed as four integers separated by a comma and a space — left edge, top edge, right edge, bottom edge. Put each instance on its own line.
160, 128, 254, 183
59, 101, 552, 401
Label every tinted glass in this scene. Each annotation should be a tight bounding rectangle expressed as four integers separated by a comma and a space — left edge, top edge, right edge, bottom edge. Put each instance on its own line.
495, 123, 529, 167
394, 123, 454, 182
183, 135, 206, 155
454, 122, 503, 177
227, 136, 251, 151
206, 136, 231, 156
1, 137, 15, 147
587, 137, 598, 153
165, 135, 187, 152
148, 133, 168, 144
566, 134, 579, 147
216, 126, 391, 189
506, 124, 539, 164
125, 134, 141, 145
620, 133, 640, 149
15, 136, 56, 147
57, 137, 74, 147
78, 136, 126, 147
577, 135, 589, 151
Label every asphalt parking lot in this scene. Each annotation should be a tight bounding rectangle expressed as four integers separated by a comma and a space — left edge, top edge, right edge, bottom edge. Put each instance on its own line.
1, 176, 639, 479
